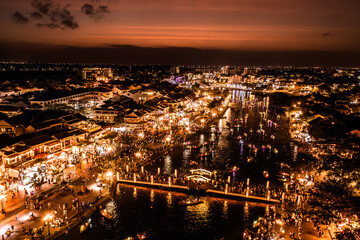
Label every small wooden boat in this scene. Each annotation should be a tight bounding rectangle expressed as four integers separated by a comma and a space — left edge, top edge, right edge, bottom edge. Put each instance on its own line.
225, 166, 239, 173
100, 209, 114, 220
80, 221, 90, 233
280, 162, 290, 168
179, 198, 203, 206
137, 231, 151, 239
124, 237, 135, 240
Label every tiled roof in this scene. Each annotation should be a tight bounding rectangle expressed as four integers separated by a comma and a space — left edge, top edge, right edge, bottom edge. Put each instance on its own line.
22, 134, 54, 146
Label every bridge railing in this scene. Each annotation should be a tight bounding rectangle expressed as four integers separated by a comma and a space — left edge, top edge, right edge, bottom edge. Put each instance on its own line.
116, 171, 284, 201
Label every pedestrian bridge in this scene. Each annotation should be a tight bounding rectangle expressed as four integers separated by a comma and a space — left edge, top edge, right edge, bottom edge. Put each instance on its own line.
110, 175, 279, 204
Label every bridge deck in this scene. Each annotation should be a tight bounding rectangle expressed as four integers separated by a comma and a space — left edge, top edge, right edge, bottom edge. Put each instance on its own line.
114, 179, 279, 204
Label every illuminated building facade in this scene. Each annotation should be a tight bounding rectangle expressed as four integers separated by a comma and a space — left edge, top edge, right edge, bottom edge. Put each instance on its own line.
82, 68, 113, 82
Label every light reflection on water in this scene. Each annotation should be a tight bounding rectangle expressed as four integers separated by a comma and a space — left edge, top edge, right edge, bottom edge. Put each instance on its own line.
133, 187, 137, 199
183, 148, 191, 161
223, 200, 229, 219
150, 189, 155, 203
166, 192, 172, 206
163, 155, 172, 174
199, 134, 205, 145
184, 198, 210, 231
243, 201, 250, 222
63, 186, 268, 240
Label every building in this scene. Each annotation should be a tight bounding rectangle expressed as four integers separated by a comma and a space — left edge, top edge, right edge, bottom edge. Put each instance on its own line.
0, 129, 87, 168
124, 110, 145, 124
221, 66, 229, 75
81, 68, 113, 82
29, 88, 113, 107
93, 106, 123, 123
170, 66, 180, 74
121, 91, 156, 104
243, 67, 257, 75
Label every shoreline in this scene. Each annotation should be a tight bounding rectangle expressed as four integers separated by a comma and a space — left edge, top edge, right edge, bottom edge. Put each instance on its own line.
50, 191, 111, 240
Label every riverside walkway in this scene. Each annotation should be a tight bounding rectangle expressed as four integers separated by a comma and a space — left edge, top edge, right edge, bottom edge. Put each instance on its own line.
112, 177, 279, 204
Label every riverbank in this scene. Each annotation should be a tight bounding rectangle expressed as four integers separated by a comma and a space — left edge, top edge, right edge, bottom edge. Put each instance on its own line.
0, 175, 110, 240
0, 177, 84, 224
49, 192, 111, 240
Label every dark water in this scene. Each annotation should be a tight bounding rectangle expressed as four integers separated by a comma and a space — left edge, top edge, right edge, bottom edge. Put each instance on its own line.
62, 186, 268, 240
62, 91, 296, 240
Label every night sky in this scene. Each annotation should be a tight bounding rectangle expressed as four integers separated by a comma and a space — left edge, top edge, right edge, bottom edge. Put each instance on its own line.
1, 0, 360, 65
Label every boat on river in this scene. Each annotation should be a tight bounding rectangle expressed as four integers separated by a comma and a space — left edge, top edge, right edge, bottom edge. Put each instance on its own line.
137, 231, 151, 239
225, 166, 239, 173
179, 198, 203, 206
100, 209, 114, 220
80, 219, 91, 233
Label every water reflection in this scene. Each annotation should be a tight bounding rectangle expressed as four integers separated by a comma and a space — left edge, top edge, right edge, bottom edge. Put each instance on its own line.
244, 201, 250, 222
63, 186, 269, 240
199, 134, 205, 145
223, 200, 228, 219
184, 198, 210, 231
133, 187, 137, 199
265, 205, 270, 217
116, 184, 121, 195
150, 189, 154, 203
163, 155, 172, 174
166, 192, 172, 206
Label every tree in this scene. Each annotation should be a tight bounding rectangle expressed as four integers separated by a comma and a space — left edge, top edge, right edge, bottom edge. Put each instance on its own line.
306, 154, 360, 239
307, 179, 358, 221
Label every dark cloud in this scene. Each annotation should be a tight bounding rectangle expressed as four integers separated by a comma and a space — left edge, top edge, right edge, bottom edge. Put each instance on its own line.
31, 0, 54, 15
30, 11, 43, 19
36, 23, 62, 29
61, 17, 79, 29
44, 6, 79, 29
12, 0, 79, 30
81, 4, 94, 15
81, 3, 110, 20
12, 12, 29, 24
98, 6, 110, 14
322, 32, 331, 37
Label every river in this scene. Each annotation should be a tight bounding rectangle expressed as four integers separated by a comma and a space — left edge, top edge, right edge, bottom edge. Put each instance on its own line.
61, 90, 297, 240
